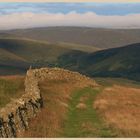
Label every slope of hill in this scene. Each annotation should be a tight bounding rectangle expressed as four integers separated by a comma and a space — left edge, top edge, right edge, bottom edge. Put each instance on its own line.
2, 27, 140, 49
0, 38, 69, 62
0, 38, 86, 74
1, 67, 140, 138
19, 67, 140, 138
83, 43, 140, 81
0, 38, 140, 81
57, 43, 140, 81
18, 67, 116, 138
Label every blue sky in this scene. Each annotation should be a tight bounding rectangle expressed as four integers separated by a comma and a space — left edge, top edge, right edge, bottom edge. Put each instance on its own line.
0, 2, 140, 15
0, 2, 140, 30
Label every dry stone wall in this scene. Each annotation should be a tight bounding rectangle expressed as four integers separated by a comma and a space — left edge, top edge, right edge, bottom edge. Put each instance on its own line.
0, 67, 97, 138
0, 69, 43, 138
32, 67, 97, 86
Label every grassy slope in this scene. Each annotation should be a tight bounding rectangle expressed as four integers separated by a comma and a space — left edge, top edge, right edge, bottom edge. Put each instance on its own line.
0, 38, 140, 82
0, 38, 85, 74
57, 42, 99, 52
0, 38, 69, 62
93, 83, 140, 137
57, 43, 140, 81
20, 73, 100, 137
83, 43, 140, 81
0, 76, 25, 107
20, 74, 140, 137
94, 77, 140, 88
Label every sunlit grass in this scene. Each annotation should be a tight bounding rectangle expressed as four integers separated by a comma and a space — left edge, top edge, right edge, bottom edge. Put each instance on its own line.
62, 87, 117, 137
0, 76, 25, 107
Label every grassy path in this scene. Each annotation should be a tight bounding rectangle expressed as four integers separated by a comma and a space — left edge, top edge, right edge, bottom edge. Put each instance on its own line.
61, 87, 117, 137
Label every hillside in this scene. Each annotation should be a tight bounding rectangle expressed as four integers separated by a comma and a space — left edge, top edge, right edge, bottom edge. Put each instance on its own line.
19, 68, 140, 137
57, 43, 140, 81
2, 27, 140, 49
0, 38, 87, 74
82, 43, 140, 81
0, 38, 140, 81
0, 67, 140, 137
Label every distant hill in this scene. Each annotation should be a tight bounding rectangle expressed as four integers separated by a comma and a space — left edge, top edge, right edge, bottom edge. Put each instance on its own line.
57, 43, 140, 81
0, 38, 87, 74
2, 27, 140, 50
0, 38, 140, 81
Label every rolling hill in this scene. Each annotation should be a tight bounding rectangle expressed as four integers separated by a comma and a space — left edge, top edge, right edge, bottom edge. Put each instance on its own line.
2, 27, 140, 49
0, 38, 87, 74
57, 43, 140, 81
0, 37, 140, 81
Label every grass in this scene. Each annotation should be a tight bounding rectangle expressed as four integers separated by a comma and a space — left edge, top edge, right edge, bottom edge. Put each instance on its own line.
17, 71, 140, 138
61, 87, 117, 137
0, 76, 25, 107
20, 71, 97, 138
94, 84, 140, 137
21, 79, 79, 137
57, 42, 99, 52
94, 77, 140, 88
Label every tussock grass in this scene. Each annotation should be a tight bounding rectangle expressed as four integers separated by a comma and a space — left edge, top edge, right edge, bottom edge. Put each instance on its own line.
21, 79, 80, 137
94, 77, 140, 88
20, 76, 140, 137
21, 75, 96, 137
0, 76, 25, 107
94, 85, 140, 137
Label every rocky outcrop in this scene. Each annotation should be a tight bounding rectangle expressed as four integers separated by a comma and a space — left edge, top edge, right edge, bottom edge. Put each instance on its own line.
0, 67, 97, 138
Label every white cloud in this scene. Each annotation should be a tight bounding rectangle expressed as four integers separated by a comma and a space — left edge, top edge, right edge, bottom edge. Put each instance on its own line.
0, 12, 140, 30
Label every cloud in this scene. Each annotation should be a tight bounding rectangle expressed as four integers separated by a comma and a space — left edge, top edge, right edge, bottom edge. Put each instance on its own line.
0, 12, 140, 30
1, 3, 140, 16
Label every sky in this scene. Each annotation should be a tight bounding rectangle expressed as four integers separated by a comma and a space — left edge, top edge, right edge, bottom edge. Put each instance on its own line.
0, 2, 140, 30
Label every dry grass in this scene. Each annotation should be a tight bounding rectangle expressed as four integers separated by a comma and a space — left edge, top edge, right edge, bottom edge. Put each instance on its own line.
0, 75, 25, 108
81, 121, 97, 132
0, 75, 24, 80
21, 76, 95, 137
94, 85, 140, 137
76, 103, 87, 110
